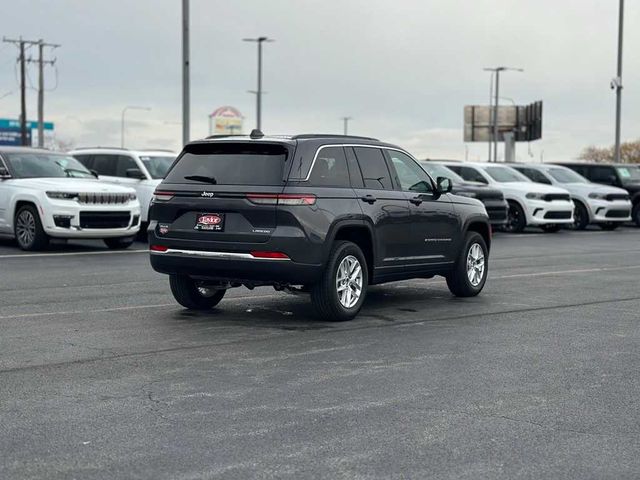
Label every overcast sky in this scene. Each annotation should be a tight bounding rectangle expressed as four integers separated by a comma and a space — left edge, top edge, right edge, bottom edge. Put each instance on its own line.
1, 0, 638, 161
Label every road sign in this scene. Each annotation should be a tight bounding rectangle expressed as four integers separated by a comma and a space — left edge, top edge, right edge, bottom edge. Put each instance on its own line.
0, 118, 54, 146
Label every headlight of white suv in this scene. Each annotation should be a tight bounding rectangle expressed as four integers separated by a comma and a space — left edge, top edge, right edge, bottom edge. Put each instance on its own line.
127, 193, 137, 201
588, 192, 607, 200
525, 192, 545, 200
46, 191, 79, 200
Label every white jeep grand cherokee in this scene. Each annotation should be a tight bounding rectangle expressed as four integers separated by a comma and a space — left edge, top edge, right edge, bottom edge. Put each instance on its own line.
0, 147, 141, 251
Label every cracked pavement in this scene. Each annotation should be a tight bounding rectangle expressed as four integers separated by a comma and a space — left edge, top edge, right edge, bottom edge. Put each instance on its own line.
1, 228, 640, 479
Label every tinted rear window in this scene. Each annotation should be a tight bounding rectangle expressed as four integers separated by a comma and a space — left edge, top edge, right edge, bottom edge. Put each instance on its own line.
165, 143, 288, 185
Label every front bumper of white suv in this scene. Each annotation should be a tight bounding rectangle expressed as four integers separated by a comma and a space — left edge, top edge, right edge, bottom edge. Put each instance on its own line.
41, 194, 141, 239
586, 197, 632, 223
522, 196, 575, 225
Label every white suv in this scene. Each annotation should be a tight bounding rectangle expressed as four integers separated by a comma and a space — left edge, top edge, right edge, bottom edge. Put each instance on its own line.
444, 162, 574, 233
0, 147, 141, 250
70, 148, 176, 231
509, 163, 632, 230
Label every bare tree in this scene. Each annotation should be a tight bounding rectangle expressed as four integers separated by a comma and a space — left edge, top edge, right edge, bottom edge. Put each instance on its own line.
578, 139, 640, 163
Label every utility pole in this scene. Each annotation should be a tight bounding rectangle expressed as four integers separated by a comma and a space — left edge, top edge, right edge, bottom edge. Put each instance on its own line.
483, 66, 523, 162
341, 116, 352, 135
613, 0, 624, 163
4, 36, 59, 147
29, 40, 60, 147
243, 37, 274, 131
182, 0, 190, 145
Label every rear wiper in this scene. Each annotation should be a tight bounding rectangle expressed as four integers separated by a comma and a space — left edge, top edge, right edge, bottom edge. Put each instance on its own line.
184, 175, 217, 184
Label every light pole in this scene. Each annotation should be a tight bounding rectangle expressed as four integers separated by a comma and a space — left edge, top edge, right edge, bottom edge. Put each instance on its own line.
243, 36, 274, 131
182, 0, 190, 145
341, 116, 352, 135
483, 67, 523, 162
613, 0, 624, 163
121, 106, 151, 148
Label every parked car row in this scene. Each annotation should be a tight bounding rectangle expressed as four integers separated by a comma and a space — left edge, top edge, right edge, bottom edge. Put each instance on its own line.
0, 146, 176, 250
424, 161, 638, 233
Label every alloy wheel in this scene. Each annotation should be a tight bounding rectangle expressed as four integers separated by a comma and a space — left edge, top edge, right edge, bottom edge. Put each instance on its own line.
466, 243, 485, 287
336, 255, 363, 308
16, 210, 36, 247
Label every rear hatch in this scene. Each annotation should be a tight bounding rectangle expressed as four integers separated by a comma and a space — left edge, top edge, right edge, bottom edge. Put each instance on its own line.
153, 141, 293, 244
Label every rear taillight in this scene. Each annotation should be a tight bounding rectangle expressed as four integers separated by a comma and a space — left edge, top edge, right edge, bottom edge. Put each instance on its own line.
247, 193, 316, 205
153, 190, 174, 202
150, 245, 168, 252
250, 251, 290, 259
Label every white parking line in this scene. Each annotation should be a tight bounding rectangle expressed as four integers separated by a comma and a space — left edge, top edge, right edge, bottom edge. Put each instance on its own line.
0, 293, 278, 320
493, 264, 640, 279
0, 249, 149, 259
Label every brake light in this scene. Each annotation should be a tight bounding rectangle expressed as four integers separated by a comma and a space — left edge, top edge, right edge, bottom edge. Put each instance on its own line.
150, 245, 168, 252
153, 190, 174, 202
247, 193, 316, 205
250, 251, 290, 259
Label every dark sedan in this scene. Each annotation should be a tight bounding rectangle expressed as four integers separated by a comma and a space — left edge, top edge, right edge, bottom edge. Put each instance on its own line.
420, 161, 508, 226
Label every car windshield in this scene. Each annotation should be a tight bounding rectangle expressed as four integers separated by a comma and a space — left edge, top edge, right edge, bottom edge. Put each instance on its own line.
419, 162, 465, 183
483, 166, 529, 183
547, 167, 588, 184
140, 155, 175, 179
5, 152, 94, 179
616, 166, 640, 184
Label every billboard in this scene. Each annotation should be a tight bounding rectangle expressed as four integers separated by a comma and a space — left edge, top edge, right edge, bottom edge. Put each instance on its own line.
464, 101, 542, 142
209, 106, 243, 135
0, 119, 55, 147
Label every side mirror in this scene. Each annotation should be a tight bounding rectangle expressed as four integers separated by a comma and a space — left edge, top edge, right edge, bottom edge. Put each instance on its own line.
0, 166, 11, 179
126, 168, 145, 179
436, 176, 452, 194
90, 169, 99, 179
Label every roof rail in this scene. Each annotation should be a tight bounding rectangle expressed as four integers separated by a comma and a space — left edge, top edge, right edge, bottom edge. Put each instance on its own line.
141, 149, 176, 153
71, 146, 130, 151
292, 134, 379, 141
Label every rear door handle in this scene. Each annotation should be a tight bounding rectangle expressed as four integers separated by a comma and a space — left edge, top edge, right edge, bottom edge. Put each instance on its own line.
361, 195, 377, 204
410, 196, 423, 205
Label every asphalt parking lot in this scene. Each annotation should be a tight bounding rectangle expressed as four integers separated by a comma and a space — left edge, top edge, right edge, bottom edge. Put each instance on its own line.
2, 228, 640, 479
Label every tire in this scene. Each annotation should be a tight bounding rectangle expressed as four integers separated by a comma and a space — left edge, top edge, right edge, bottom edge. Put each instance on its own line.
570, 201, 589, 230
14, 204, 49, 251
598, 222, 619, 231
103, 236, 135, 249
503, 201, 526, 233
446, 232, 488, 297
633, 203, 640, 227
311, 240, 368, 322
169, 275, 226, 310
541, 224, 561, 233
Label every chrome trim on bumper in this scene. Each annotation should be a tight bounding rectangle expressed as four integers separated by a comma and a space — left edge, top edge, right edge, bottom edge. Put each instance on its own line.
150, 248, 290, 261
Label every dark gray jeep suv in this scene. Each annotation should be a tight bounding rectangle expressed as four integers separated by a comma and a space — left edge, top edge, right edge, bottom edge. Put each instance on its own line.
149, 132, 491, 321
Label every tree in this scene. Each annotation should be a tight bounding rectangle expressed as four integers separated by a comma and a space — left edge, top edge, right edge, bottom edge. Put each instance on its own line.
578, 139, 640, 163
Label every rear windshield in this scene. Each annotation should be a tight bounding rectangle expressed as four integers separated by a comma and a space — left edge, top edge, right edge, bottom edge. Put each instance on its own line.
165, 143, 288, 185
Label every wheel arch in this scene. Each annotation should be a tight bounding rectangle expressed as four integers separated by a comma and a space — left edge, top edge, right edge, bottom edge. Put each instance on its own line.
463, 217, 491, 251
324, 219, 375, 283
12, 196, 42, 228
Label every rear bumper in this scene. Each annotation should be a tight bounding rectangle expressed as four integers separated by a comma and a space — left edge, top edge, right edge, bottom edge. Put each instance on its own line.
149, 248, 322, 284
